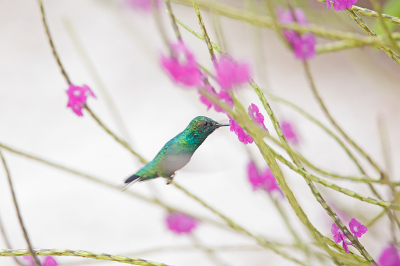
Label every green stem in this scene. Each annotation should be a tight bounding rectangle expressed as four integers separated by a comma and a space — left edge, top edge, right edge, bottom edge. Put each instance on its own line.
0, 150, 42, 266
271, 147, 399, 210
0, 213, 25, 266
37, 0, 71, 85
303, 62, 383, 178
370, 0, 400, 52
346, 8, 400, 65
171, 0, 400, 48
0, 249, 170, 266
191, 0, 217, 66
365, 209, 386, 227
172, 182, 310, 266
84, 105, 147, 164
165, 0, 182, 40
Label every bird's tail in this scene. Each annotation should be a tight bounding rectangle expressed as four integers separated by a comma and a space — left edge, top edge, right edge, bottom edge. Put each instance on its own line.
121, 174, 141, 191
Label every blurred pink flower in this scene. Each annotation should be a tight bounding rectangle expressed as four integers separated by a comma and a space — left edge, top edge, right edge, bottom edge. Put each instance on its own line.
229, 119, 253, 145
331, 223, 350, 253
66, 84, 96, 116
198, 85, 233, 113
292, 34, 316, 60
277, 6, 315, 60
166, 212, 198, 234
23, 256, 58, 266
216, 56, 250, 90
379, 245, 400, 266
247, 161, 282, 194
280, 120, 298, 145
160, 41, 202, 88
326, 0, 357, 11
349, 218, 367, 238
126, 0, 160, 12
248, 103, 267, 130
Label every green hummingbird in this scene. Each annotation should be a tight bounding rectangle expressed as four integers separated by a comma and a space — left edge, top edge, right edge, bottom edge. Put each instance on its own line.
124, 116, 229, 187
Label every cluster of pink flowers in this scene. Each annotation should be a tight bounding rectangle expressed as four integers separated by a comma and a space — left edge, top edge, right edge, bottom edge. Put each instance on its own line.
248, 104, 267, 130
326, 0, 357, 11
229, 119, 253, 145
331, 218, 367, 253
277, 7, 316, 60
160, 41, 203, 88
165, 212, 198, 234
215, 56, 250, 91
198, 85, 233, 113
66, 84, 96, 116
23, 256, 57, 266
247, 161, 282, 194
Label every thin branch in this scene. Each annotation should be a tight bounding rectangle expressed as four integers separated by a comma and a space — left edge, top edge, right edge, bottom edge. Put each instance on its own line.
0, 249, 170, 266
0, 213, 25, 266
84, 105, 147, 164
171, 182, 310, 266
0, 149, 42, 266
37, 0, 71, 85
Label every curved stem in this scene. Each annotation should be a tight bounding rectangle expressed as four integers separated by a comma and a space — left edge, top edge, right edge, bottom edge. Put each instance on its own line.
37, 0, 71, 85
0, 150, 42, 266
84, 105, 147, 164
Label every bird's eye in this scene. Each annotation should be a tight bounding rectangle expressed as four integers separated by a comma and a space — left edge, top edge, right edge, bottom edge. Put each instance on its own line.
201, 121, 208, 127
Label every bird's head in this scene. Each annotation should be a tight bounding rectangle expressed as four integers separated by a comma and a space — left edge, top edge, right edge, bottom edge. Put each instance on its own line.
185, 116, 229, 138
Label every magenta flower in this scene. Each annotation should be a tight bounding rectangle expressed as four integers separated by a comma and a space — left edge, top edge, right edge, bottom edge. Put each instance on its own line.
66, 84, 96, 116
331, 223, 351, 253
248, 103, 267, 130
379, 245, 400, 266
277, 6, 316, 60
292, 34, 316, 60
166, 212, 198, 234
280, 120, 298, 145
247, 161, 282, 194
198, 85, 233, 113
326, 0, 357, 11
229, 119, 253, 145
23, 256, 58, 266
349, 218, 367, 238
216, 56, 250, 91
160, 41, 203, 88
126, 0, 160, 12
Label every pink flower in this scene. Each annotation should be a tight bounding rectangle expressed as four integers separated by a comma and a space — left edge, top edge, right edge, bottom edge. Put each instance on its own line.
66, 84, 96, 116
216, 56, 250, 91
247, 161, 282, 194
160, 41, 202, 88
331, 223, 352, 253
280, 120, 298, 145
126, 0, 160, 12
379, 245, 400, 266
166, 212, 198, 234
277, 6, 316, 60
292, 34, 316, 60
248, 103, 267, 130
229, 119, 253, 145
198, 85, 233, 113
23, 256, 58, 266
326, 0, 357, 11
349, 218, 367, 238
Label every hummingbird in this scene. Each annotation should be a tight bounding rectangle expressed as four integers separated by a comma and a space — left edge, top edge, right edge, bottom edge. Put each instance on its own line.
124, 116, 229, 187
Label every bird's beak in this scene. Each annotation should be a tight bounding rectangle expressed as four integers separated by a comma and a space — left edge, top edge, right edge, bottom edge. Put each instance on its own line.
216, 123, 230, 128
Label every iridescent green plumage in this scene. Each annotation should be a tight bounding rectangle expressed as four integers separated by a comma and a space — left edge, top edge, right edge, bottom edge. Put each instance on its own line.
124, 116, 228, 185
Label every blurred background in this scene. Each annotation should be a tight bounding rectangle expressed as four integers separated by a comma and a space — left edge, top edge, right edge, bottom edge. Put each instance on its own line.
0, 0, 399, 265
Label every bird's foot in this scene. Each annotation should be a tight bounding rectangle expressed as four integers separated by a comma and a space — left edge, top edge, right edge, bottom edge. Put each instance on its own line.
166, 173, 175, 185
